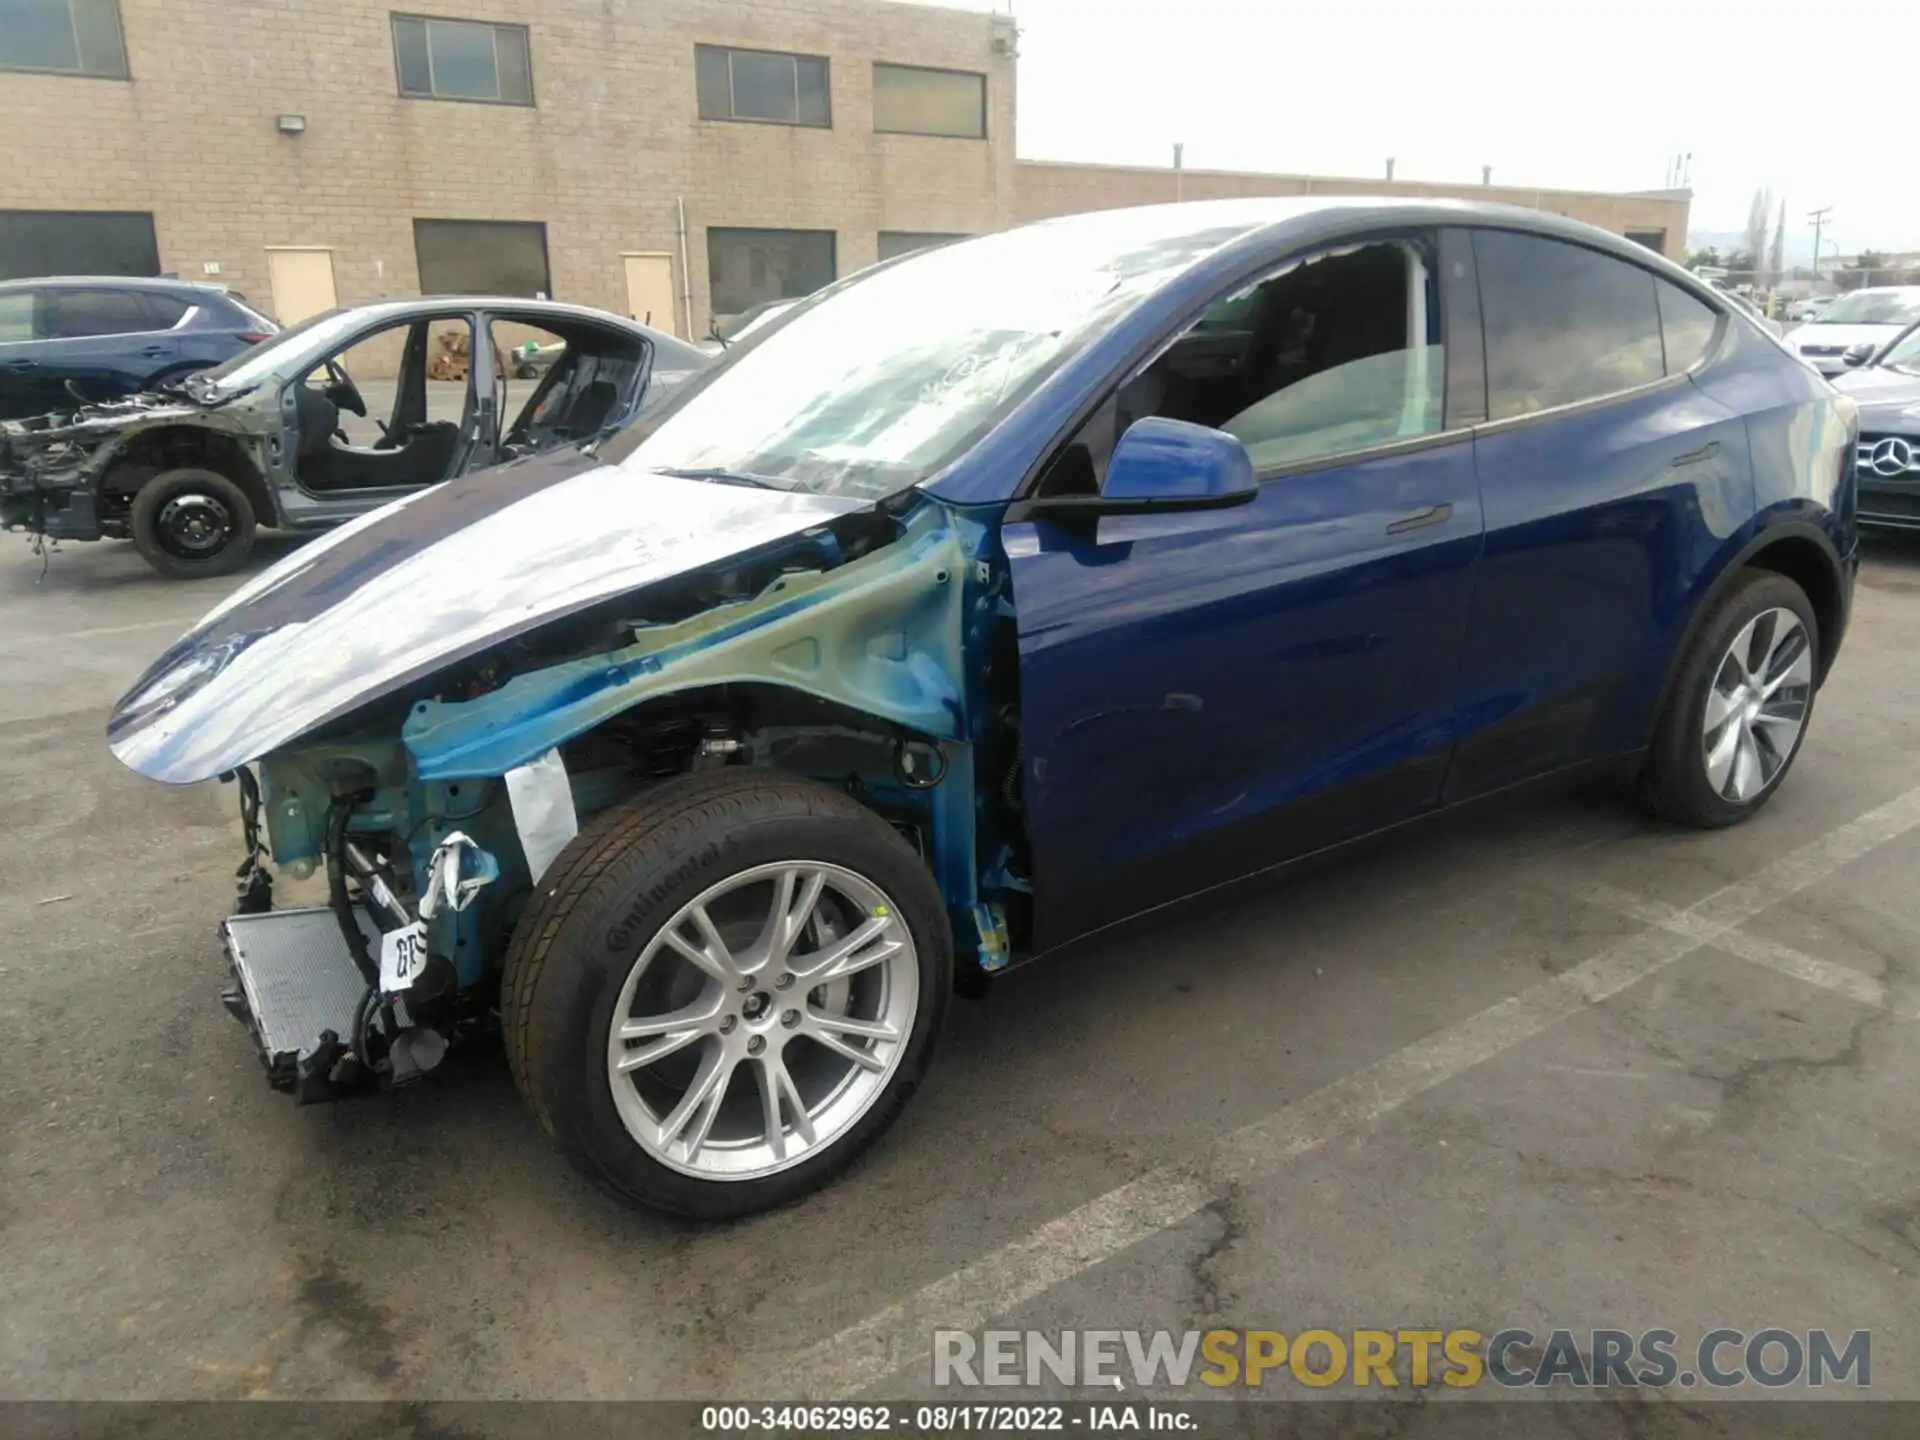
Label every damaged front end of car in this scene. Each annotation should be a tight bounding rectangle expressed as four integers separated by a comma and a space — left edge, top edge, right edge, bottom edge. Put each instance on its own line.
0, 393, 223, 544
111, 462, 1023, 1103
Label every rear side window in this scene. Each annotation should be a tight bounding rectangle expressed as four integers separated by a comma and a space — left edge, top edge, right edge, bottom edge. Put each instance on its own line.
0, 290, 33, 341
1657, 281, 1721, 373
215, 292, 277, 333
42, 288, 162, 338
1474, 231, 1665, 420
142, 294, 189, 329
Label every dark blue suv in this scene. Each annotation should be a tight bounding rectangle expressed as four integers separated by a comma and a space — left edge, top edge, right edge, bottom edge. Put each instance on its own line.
0, 276, 276, 420
110, 200, 1859, 1220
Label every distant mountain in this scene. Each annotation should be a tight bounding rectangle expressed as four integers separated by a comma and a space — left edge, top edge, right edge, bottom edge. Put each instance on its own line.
1684, 227, 1903, 267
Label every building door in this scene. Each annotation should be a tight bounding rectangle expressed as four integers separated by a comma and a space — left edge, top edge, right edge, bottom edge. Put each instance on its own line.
622, 252, 677, 335
266, 247, 338, 326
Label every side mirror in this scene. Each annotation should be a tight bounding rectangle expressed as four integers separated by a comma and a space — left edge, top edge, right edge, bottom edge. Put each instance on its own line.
1030, 417, 1258, 519
1842, 342, 1875, 368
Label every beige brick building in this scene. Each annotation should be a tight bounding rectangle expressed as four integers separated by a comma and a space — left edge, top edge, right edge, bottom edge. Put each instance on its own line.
0, 0, 1688, 339
1015, 161, 1692, 262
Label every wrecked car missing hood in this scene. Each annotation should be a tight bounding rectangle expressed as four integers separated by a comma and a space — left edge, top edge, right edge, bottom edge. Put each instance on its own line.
3, 297, 704, 579
106, 199, 1857, 1219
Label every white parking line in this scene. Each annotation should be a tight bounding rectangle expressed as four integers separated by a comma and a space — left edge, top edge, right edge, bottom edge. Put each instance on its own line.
766, 785, 1920, 1399
1567, 878, 1916, 1022
0, 616, 196, 647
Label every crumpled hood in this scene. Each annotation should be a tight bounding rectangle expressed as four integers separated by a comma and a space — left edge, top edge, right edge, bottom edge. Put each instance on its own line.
107, 447, 866, 785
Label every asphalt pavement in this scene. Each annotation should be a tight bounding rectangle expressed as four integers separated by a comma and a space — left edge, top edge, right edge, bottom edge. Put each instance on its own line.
2, 525, 1918, 1416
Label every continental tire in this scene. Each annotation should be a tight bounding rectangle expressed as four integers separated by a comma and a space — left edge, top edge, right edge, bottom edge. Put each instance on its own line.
501, 769, 953, 1219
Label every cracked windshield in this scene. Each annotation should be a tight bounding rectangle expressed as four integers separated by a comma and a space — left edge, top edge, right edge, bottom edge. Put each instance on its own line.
1, 0, 1916, 1434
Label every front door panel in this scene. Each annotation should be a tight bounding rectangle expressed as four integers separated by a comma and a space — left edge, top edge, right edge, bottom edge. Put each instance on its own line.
1006, 438, 1483, 951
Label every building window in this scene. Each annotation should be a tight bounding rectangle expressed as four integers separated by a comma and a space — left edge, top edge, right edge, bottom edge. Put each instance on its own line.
0, 0, 128, 78
878, 231, 969, 262
707, 228, 835, 319
695, 44, 829, 127
1625, 228, 1667, 254
393, 14, 532, 105
872, 63, 985, 139
414, 219, 550, 297
0, 210, 156, 281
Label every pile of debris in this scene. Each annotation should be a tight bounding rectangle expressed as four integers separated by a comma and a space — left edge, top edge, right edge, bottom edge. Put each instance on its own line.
427, 330, 473, 381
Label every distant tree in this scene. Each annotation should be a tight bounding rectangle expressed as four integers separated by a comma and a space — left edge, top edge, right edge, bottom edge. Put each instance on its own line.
1744, 188, 1775, 286
1767, 199, 1786, 291
1686, 246, 1724, 270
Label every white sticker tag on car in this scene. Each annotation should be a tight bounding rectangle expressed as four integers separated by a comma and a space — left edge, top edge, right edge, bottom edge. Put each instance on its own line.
379, 921, 430, 994
505, 747, 578, 885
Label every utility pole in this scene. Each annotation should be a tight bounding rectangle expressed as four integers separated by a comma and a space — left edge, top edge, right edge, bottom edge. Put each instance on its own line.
1385, 156, 1395, 181
1173, 142, 1184, 201
1807, 206, 1832, 281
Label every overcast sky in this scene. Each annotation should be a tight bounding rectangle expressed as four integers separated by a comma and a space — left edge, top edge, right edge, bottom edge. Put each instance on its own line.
942, 0, 1917, 254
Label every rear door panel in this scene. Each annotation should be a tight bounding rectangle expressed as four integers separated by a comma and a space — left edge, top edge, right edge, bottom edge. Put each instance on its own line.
1450, 384, 1754, 798
1443, 229, 1760, 800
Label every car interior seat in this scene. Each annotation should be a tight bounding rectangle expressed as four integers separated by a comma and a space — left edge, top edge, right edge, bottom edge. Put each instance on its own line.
561, 378, 620, 437
292, 384, 339, 462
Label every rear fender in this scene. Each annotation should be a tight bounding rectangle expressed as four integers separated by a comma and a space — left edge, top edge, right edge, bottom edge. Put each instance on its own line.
1641, 515, 1847, 751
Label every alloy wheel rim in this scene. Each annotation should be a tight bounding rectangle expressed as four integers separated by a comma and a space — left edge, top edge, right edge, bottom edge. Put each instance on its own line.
605, 860, 918, 1180
1701, 606, 1813, 803
156, 493, 234, 558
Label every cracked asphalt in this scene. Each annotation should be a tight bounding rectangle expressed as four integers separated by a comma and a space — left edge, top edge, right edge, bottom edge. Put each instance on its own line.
2, 527, 1918, 1426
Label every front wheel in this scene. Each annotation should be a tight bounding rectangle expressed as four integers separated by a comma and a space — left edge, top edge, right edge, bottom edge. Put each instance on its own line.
129, 467, 256, 579
1638, 570, 1819, 827
502, 770, 953, 1219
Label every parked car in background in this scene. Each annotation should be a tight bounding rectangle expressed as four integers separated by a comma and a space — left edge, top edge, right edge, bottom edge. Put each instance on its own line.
0, 296, 706, 577
1710, 283, 1783, 337
0, 277, 277, 421
1830, 317, 1920, 529
1786, 286, 1920, 375
700, 296, 803, 356
1786, 295, 1835, 324
106, 199, 1856, 1219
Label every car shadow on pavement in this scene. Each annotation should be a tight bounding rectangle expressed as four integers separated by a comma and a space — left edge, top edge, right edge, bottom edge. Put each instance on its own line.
1, 531, 309, 600
282, 784, 1645, 1254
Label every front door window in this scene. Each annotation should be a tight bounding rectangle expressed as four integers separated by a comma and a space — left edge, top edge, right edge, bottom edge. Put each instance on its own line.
1033, 238, 1446, 498
293, 317, 473, 493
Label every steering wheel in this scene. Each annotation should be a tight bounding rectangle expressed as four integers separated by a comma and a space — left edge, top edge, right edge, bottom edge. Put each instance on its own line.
323, 358, 368, 418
